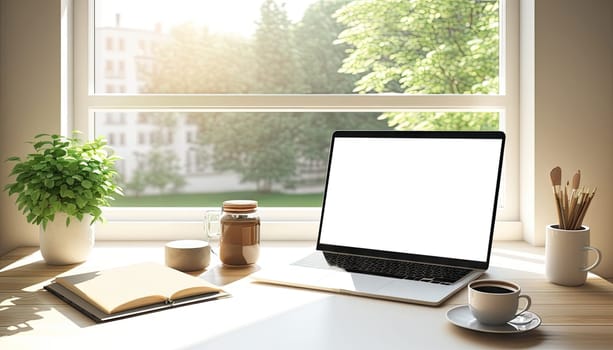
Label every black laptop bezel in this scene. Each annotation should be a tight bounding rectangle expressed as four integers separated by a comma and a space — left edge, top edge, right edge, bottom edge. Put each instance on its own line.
316, 130, 506, 271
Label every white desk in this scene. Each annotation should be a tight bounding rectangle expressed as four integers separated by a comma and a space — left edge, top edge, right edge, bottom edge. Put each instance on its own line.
1, 241, 612, 349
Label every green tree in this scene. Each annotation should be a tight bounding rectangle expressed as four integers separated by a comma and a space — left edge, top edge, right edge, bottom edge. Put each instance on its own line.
197, 112, 299, 192
192, 1, 305, 192
124, 169, 147, 197
199, 0, 304, 191
145, 23, 254, 93
140, 148, 186, 194
253, 0, 306, 93
124, 114, 187, 195
126, 146, 186, 195
335, 0, 500, 130
295, 0, 355, 93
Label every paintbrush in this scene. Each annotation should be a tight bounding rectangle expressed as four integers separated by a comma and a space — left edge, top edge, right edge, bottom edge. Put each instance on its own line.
564, 180, 570, 226
568, 170, 581, 228
575, 187, 597, 230
549, 166, 565, 228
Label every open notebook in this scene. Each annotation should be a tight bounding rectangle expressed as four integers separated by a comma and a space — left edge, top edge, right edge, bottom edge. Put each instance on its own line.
45, 262, 228, 322
252, 130, 505, 305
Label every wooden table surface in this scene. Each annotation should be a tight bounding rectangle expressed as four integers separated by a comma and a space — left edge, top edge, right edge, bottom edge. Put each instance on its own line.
1, 241, 612, 349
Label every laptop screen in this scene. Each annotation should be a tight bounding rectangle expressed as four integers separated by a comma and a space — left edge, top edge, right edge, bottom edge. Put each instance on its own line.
317, 131, 505, 269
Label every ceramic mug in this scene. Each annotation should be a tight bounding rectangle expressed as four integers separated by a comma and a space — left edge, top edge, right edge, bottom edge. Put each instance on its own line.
468, 279, 532, 325
545, 225, 601, 286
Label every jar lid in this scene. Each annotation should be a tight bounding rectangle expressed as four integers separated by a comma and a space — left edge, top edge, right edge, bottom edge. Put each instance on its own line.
223, 200, 258, 212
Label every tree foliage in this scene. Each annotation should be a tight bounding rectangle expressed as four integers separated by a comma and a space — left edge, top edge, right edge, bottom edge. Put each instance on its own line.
335, 0, 500, 130
295, 0, 355, 93
123, 114, 187, 195
254, 0, 306, 93
131, 148, 186, 194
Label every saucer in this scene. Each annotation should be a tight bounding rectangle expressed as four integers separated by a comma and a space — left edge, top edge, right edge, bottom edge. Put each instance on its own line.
446, 305, 541, 334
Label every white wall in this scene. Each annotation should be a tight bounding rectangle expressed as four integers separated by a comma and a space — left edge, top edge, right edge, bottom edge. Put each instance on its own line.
0, 0, 62, 254
539, 0, 613, 277
1, 0, 612, 277
521, 0, 613, 277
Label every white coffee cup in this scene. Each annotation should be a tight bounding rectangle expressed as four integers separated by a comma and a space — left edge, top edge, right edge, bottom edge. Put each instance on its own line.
545, 225, 601, 286
468, 279, 531, 325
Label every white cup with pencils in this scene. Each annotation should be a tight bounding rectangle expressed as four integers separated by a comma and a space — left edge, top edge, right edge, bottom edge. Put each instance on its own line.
546, 167, 601, 286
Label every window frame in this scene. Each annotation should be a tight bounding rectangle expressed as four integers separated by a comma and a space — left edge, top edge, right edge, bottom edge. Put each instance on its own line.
72, 0, 520, 241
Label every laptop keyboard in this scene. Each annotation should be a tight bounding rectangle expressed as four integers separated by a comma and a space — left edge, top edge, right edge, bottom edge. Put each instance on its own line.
323, 253, 471, 285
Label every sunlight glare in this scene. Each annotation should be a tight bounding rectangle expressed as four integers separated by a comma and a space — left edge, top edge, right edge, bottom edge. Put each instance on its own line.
490, 248, 545, 274
97, 0, 314, 37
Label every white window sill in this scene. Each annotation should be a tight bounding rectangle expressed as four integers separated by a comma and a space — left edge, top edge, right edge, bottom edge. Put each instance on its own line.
95, 207, 521, 241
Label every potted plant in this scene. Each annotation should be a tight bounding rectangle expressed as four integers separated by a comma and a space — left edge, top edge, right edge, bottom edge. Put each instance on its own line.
4, 132, 123, 264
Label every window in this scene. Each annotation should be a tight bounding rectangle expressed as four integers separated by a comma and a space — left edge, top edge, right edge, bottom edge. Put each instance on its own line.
108, 132, 115, 146
118, 61, 125, 77
104, 60, 113, 76
74, 0, 519, 240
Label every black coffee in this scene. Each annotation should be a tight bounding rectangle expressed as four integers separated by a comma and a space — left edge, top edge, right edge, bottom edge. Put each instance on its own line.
473, 286, 514, 294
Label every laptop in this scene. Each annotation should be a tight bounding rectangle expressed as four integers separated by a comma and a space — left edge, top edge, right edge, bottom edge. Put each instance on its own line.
251, 130, 506, 306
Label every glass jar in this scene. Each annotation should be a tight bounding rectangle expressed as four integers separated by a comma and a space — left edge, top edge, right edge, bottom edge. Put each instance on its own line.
219, 200, 260, 266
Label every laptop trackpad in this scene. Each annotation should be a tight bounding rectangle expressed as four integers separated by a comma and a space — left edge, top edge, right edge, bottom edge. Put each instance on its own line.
293, 252, 390, 292
375, 279, 452, 303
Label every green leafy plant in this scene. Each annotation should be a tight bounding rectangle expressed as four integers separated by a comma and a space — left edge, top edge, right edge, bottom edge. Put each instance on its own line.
4, 132, 123, 229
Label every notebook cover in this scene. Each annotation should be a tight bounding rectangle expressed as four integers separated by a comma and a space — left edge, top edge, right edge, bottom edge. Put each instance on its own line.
44, 282, 229, 323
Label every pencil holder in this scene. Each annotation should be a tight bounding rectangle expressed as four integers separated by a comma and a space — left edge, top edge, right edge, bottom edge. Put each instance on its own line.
545, 225, 601, 286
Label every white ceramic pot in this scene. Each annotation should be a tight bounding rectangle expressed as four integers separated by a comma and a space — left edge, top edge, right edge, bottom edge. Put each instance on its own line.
39, 213, 95, 265
545, 224, 601, 286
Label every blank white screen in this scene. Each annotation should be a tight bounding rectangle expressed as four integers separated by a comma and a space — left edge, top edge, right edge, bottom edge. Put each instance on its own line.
319, 136, 502, 262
